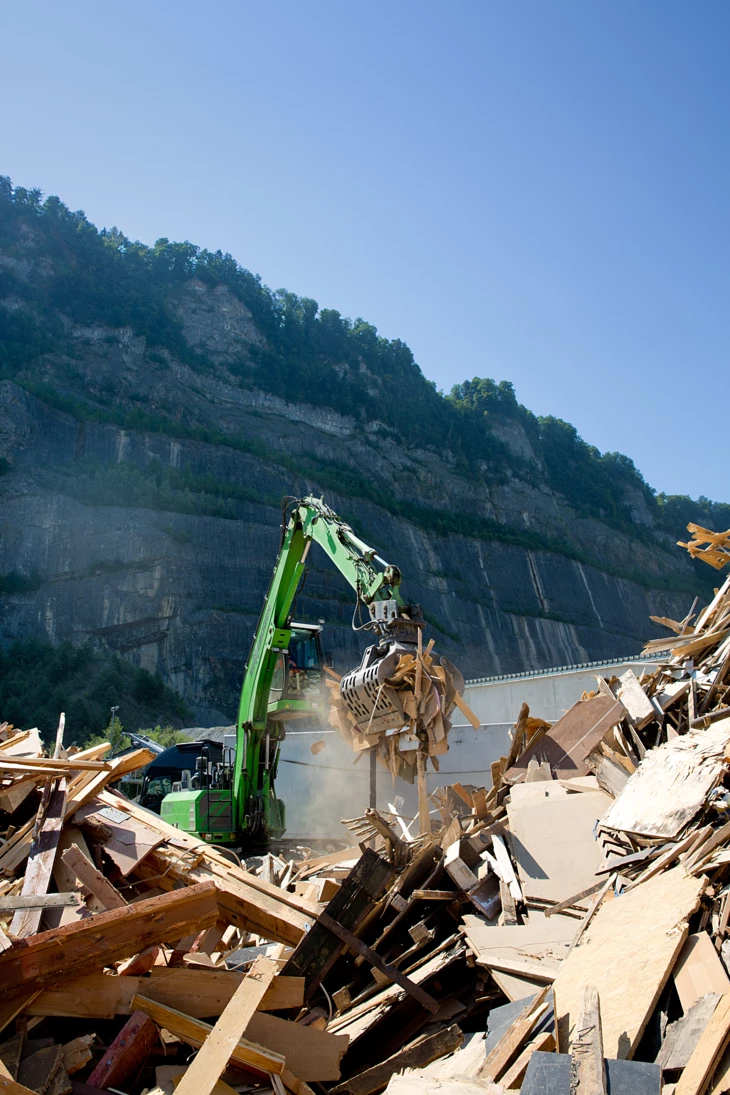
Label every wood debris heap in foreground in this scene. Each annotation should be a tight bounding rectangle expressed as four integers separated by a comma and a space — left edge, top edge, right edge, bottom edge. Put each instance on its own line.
3, 529, 730, 1095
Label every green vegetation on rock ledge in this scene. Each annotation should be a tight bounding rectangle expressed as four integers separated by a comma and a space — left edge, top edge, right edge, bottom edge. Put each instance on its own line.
1, 176, 728, 559
0, 639, 190, 747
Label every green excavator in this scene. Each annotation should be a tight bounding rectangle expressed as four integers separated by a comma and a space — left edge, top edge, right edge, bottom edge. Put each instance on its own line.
159, 496, 427, 850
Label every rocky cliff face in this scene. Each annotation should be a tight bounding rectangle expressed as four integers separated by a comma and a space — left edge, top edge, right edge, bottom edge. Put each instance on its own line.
0, 193, 705, 723
0, 336, 694, 723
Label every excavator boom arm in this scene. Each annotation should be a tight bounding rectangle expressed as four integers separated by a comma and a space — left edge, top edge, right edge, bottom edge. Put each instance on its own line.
232, 497, 403, 834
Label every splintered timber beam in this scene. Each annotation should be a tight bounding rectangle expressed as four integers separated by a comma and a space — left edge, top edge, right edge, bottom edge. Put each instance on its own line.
317, 911, 439, 1014
86, 1011, 158, 1091
282, 848, 396, 1000
0, 881, 219, 999
10, 779, 67, 938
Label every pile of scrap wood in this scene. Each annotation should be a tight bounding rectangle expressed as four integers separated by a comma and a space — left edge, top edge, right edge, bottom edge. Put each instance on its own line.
6, 525, 730, 1095
327, 636, 479, 785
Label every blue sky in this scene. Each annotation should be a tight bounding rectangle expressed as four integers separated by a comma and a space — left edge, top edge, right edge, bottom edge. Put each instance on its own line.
2, 1, 728, 501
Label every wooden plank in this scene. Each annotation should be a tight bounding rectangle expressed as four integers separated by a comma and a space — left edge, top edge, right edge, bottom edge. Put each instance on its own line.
498, 1031, 555, 1090
416, 751, 430, 835
553, 867, 705, 1058
27, 969, 305, 1020
504, 703, 530, 772
603, 719, 730, 840
0, 781, 36, 816
675, 992, 730, 1095
10, 779, 67, 938
570, 984, 607, 1094
130, 994, 286, 1076
0, 758, 109, 773
492, 835, 523, 903
504, 696, 627, 784
86, 1011, 157, 1091
61, 1036, 95, 1076
673, 934, 730, 1011
472, 954, 556, 983
329, 1024, 463, 1095
657, 994, 721, 1071
0, 894, 79, 911
477, 986, 550, 1082
60, 844, 127, 910
452, 691, 481, 729
685, 820, 730, 873
176, 958, 277, 1095
617, 670, 655, 730
0, 882, 219, 999
544, 883, 603, 918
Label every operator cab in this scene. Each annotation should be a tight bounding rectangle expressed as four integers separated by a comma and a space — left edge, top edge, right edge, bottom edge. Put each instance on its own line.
268, 622, 326, 717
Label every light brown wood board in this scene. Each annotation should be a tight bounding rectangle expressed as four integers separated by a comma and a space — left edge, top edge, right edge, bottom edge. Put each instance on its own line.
27, 968, 304, 1019
245, 1012, 349, 1082
175, 958, 277, 1095
552, 866, 705, 1058
131, 994, 285, 1077
0, 882, 219, 999
617, 670, 655, 729
9, 779, 67, 938
675, 991, 730, 1095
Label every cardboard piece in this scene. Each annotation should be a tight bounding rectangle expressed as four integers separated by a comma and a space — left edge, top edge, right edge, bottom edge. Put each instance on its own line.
673, 933, 730, 1011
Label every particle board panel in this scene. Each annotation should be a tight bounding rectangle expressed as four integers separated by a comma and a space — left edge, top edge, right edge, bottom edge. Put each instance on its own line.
552, 867, 706, 1059
602, 719, 730, 840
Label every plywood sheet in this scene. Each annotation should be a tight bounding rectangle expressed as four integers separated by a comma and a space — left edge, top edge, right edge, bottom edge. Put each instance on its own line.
553, 866, 705, 1059
507, 785, 612, 903
602, 718, 730, 839
504, 696, 627, 783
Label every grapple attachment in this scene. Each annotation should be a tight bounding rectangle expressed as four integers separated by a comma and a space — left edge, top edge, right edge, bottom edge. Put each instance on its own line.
339, 644, 407, 735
